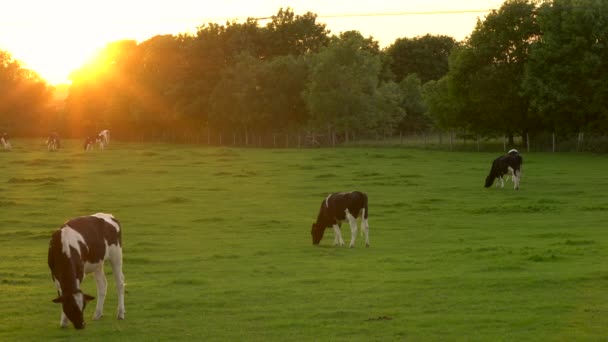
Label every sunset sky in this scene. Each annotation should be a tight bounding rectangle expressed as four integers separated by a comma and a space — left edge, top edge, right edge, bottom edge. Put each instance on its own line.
0, 0, 505, 85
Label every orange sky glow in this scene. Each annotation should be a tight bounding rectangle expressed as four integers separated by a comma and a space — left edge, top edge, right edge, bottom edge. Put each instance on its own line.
0, 0, 505, 85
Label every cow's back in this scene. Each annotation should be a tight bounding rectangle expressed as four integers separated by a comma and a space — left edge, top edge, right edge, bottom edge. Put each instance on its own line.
64, 215, 121, 264
328, 191, 367, 220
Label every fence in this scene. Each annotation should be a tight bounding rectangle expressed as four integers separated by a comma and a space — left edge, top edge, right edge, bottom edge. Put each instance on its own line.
105, 127, 608, 153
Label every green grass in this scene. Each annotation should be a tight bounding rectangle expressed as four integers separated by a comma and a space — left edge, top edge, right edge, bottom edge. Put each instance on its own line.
1, 139, 608, 341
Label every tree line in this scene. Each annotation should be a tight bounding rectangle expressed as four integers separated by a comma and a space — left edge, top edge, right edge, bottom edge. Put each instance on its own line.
1, 0, 607, 147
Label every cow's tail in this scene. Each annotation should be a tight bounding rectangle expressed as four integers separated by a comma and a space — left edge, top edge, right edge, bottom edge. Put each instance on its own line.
485, 160, 498, 188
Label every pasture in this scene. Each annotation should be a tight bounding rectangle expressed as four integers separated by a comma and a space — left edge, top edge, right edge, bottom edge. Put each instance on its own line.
1, 140, 607, 341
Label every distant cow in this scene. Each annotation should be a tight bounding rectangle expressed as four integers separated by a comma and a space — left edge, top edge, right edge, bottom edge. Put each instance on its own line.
98, 130, 110, 146
84, 136, 96, 151
311, 191, 370, 248
47, 132, 60, 151
484, 150, 523, 190
48, 213, 125, 329
1, 132, 11, 150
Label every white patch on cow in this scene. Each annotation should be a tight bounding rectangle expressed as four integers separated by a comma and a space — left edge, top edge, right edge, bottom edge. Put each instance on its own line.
325, 194, 332, 208
346, 209, 359, 248
1, 137, 10, 150
74, 292, 84, 311
92, 213, 120, 232
60, 226, 86, 258
84, 261, 103, 274
54, 278, 62, 294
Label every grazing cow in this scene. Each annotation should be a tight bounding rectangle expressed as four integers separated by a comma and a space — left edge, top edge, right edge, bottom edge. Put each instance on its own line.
48, 213, 125, 329
311, 191, 370, 248
47, 132, 60, 151
98, 130, 110, 146
84, 136, 96, 151
1, 132, 11, 150
484, 150, 523, 190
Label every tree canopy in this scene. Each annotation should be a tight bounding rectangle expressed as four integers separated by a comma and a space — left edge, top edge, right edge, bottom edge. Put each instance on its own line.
2, 3, 608, 148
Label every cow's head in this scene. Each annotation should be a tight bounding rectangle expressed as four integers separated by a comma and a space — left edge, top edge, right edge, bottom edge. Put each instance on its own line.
52, 291, 95, 329
311, 222, 325, 245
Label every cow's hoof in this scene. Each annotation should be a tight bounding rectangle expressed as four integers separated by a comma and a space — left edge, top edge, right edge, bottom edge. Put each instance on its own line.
366, 244, 370, 248
93, 313, 103, 320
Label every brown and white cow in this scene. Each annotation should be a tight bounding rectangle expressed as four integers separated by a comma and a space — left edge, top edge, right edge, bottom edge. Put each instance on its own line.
98, 130, 110, 146
1, 132, 11, 150
47, 213, 125, 329
311, 191, 370, 248
84, 136, 96, 151
47, 132, 60, 151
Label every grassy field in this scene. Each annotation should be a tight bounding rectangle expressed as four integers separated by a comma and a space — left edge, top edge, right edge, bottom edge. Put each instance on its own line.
1, 140, 607, 341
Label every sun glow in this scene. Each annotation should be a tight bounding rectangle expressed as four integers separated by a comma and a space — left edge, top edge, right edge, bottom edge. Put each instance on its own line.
0, 0, 506, 85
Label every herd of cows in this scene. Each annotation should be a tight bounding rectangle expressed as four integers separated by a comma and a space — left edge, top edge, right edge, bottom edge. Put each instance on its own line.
0, 130, 111, 152
2, 128, 523, 329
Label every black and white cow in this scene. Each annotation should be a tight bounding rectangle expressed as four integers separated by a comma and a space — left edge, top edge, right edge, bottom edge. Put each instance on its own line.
1, 132, 11, 150
47, 132, 60, 151
84, 136, 96, 151
98, 130, 110, 146
311, 191, 370, 248
47, 213, 125, 329
484, 150, 523, 190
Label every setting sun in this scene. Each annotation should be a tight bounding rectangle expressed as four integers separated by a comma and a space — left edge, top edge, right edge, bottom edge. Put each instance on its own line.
0, 0, 504, 85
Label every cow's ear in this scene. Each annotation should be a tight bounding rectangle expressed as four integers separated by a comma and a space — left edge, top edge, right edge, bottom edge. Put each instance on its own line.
83, 293, 95, 302
52, 296, 63, 303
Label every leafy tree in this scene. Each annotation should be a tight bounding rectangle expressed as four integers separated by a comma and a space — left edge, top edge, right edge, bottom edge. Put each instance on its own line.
397, 74, 427, 132
304, 31, 403, 139
0, 50, 52, 135
447, 0, 540, 143
422, 77, 461, 131
385, 34, 457, 83
255, 55, 310, 132
263, 8, 330, 57
208, 53, 264, 143
524, 0, 608, 134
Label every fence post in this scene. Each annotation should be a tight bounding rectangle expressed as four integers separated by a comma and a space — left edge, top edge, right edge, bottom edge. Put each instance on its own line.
552, 132, 555, 152
449, 130, 453, 151
526, 133, 530, 152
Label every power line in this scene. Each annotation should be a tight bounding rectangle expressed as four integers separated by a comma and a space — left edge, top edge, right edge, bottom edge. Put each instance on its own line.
254, 9, 494, 20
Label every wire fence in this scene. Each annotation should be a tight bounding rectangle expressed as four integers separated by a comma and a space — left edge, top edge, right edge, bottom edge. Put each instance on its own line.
138, 129, 608, 153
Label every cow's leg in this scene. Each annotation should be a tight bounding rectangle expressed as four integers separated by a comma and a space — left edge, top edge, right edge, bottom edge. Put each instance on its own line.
332, 224, 344, 246
513, 169, 521, 190
54, 280, 69, 328
109, 246, 126, 320
499, 175, 505, 188
92, 266, 107, 320
361, 209, 370, 248
346, 210, 358, 248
